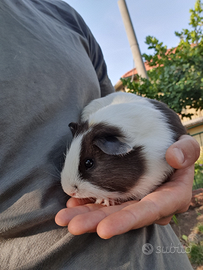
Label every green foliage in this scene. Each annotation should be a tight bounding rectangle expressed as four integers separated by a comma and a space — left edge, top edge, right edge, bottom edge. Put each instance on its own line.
198, 224, 203, 233
121, 0, 203, 119
172, 214, 178, 225
194, 163, 203, 189
189, 244, 203, 265
182, 234, 188, 242
193, 150, 203, 189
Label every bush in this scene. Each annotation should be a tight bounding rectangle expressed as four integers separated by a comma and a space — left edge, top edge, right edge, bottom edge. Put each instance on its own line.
194, 150, 203, 190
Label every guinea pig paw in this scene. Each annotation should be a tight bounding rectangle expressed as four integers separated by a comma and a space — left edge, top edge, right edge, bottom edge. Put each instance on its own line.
95, 198, 104, 205
103, 199, 110, 207
95, 198, 111, 206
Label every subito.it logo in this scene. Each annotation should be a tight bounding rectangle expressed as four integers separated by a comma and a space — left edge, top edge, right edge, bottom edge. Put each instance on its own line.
142, 243, 154, 255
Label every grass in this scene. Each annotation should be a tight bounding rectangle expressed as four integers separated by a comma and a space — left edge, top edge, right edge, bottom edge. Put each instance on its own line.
182, 223, 203, 266
198, 224, 203, 233
189, 244, 203, 266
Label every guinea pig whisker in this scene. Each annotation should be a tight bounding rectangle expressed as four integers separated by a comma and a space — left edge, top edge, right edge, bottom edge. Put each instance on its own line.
54, 166, 62, 176
43, 170, 61, 181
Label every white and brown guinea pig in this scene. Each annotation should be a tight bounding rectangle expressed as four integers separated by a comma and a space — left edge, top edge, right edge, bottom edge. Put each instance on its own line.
61, 92, 186, 206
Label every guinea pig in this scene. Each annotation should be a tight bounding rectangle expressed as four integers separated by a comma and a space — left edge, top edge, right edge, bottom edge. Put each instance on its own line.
61, 92, 186, 206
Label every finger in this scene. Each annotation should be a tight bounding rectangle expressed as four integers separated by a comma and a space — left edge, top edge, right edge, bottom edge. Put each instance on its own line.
68, 210, 107, 234
155, 215, 173, 226
55, 203, 103, 226
162, 164, 194, 215
165, 135, 200, 169
153, 165, 194, 214
68, 201, 134, 235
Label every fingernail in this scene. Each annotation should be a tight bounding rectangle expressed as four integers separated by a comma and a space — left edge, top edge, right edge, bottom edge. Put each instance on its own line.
173, 148, 185, 164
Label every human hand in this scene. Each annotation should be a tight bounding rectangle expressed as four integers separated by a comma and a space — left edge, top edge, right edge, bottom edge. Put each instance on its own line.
55, 135, 200, 239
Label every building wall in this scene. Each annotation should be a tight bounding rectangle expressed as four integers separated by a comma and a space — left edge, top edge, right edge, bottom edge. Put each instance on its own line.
187, 125, 203, 148
182, 109, 203, 148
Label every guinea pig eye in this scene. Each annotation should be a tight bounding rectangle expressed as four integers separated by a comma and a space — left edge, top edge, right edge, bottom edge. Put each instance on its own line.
84, 159, 94, 170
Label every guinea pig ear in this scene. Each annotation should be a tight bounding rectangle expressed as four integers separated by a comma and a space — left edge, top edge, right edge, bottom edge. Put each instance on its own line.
68, 122, 78, 136
93, 137, 133, 156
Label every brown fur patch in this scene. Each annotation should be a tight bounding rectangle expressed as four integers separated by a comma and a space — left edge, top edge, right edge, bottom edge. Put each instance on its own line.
148, 99, 187, 140
78, 123, 146, 193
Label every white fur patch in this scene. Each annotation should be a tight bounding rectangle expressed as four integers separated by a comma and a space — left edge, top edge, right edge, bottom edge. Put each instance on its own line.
82, 92, 145, 122
61, 134, 83, 196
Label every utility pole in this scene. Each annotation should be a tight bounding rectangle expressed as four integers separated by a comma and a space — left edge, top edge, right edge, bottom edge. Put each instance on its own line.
118, 0, 148, 79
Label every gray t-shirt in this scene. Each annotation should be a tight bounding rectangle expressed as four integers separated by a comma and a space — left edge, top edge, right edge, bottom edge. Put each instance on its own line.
0, 1, 193, 269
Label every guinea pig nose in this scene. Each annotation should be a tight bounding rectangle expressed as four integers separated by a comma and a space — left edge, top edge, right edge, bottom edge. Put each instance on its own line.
70, 185, 78, 196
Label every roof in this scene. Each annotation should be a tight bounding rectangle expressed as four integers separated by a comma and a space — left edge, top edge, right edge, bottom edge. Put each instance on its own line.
114, 61, 154, 90
122, 62, 154, 78
121, 46, 179, 79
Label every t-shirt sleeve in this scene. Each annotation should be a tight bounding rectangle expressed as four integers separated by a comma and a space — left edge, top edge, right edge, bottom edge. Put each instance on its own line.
67, 6, 115, 97
85, 31, 115, 97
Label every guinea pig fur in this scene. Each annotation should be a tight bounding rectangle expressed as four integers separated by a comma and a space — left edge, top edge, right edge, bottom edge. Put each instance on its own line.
61, 92, 186, 206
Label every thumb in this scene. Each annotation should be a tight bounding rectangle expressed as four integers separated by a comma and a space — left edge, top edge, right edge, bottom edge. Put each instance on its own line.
165, 135, 200, 169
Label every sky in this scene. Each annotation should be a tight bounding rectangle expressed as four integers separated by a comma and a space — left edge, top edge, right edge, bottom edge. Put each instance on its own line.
64, 0, 197, 86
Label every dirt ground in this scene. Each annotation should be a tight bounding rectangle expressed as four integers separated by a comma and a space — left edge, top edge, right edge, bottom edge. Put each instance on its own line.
170, 189, 203, 238
170, 189, 203, 270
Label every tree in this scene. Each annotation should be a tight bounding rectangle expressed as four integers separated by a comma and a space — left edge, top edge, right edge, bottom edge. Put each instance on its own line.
121, 0, 203, 119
